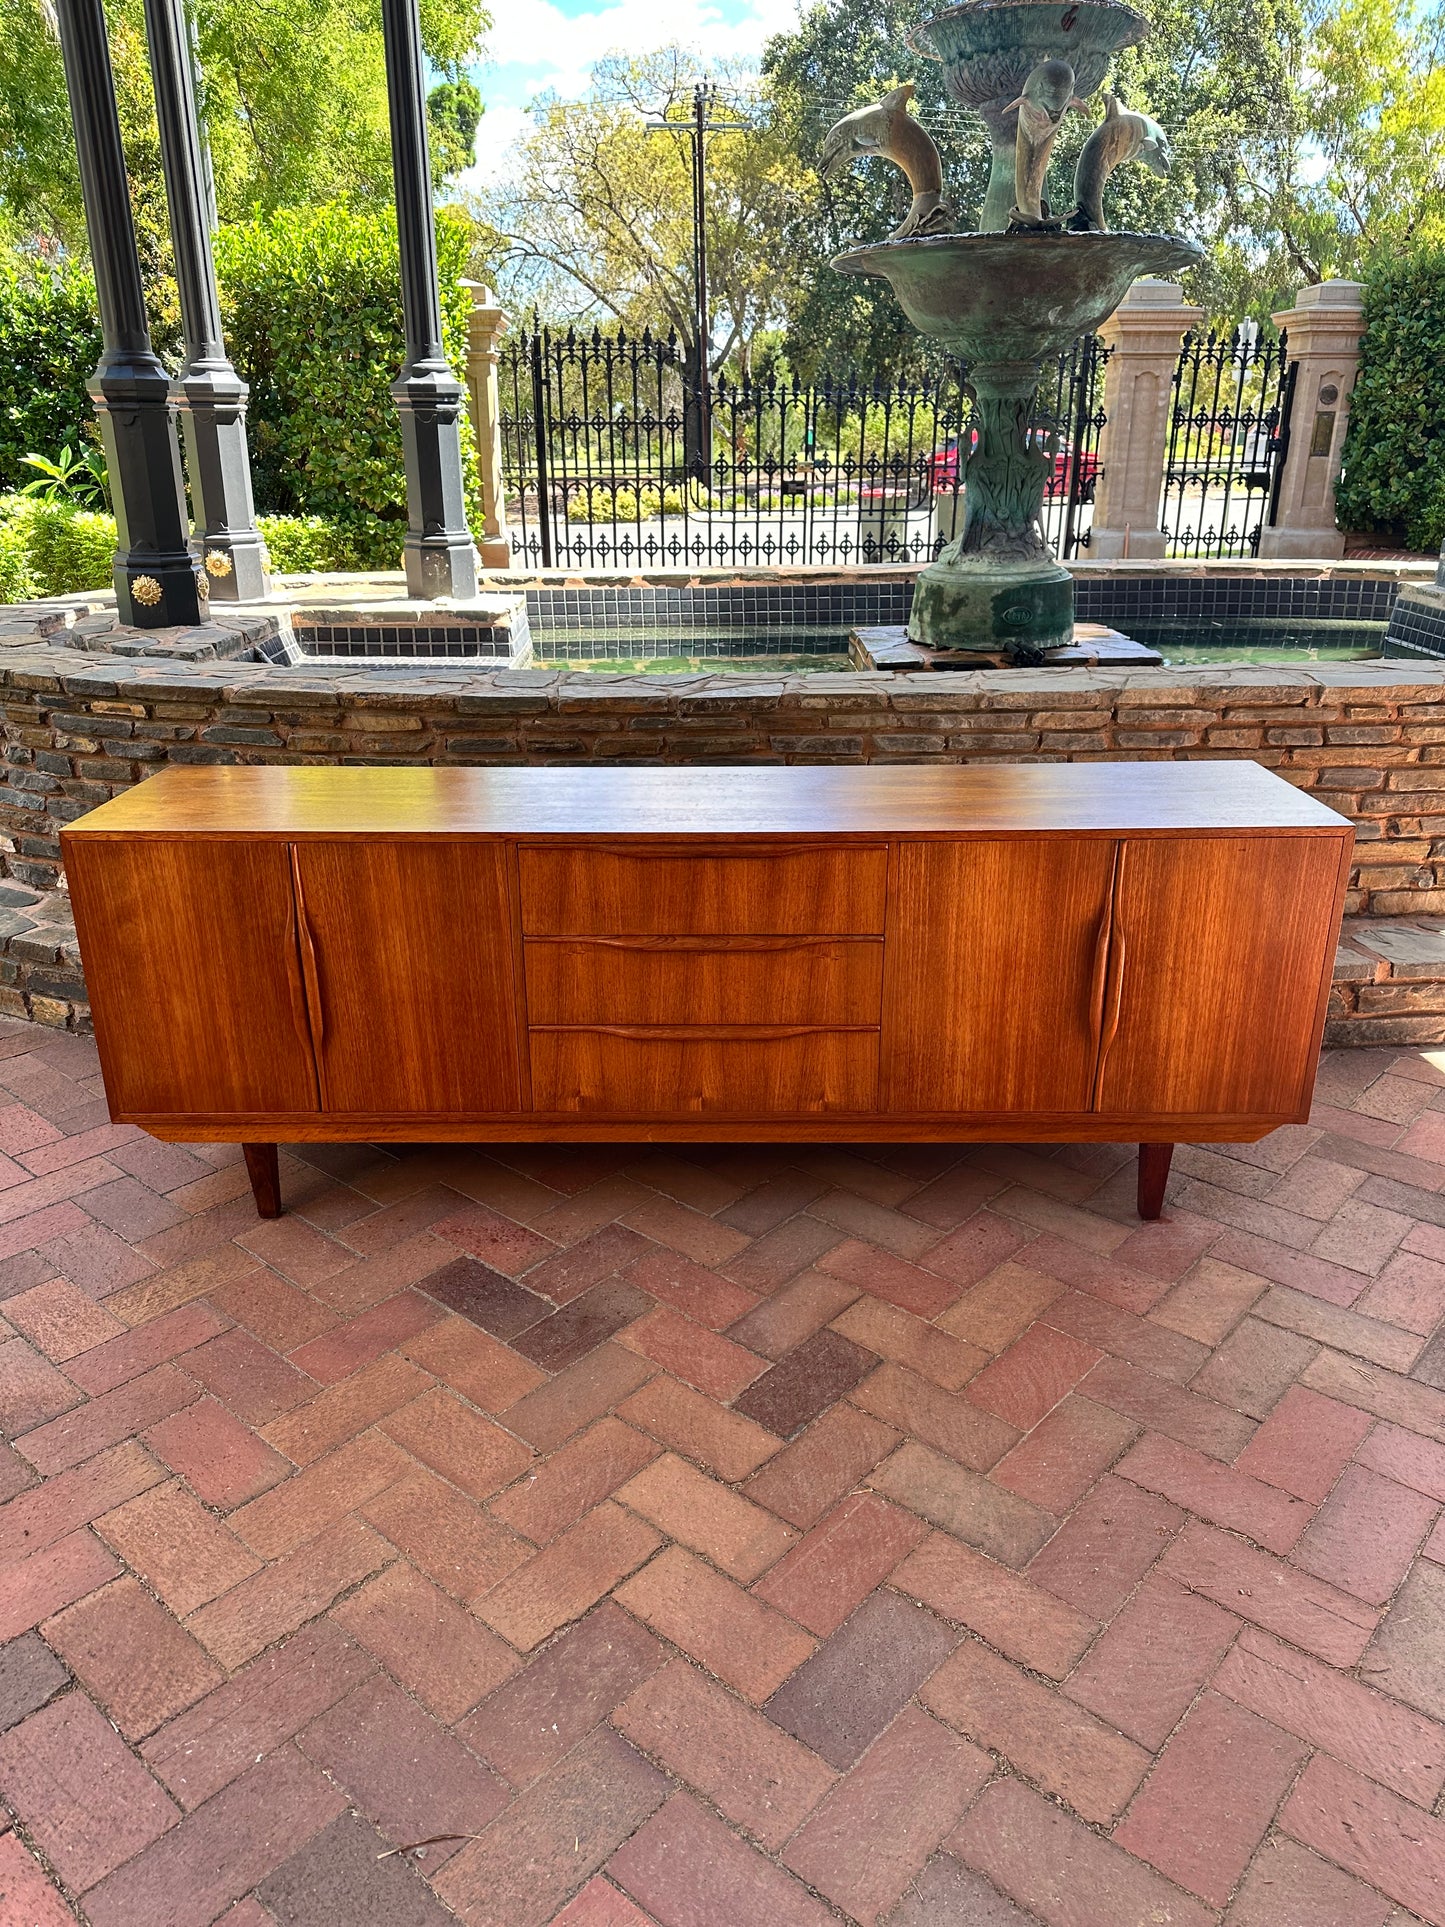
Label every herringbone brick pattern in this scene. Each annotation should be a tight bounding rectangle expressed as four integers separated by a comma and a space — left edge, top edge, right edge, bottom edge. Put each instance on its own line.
0, 1022, 1444, 1922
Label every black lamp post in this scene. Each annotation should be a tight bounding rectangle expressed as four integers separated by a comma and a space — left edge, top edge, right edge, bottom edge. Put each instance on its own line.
54, 0, 199, 628
646, 83, 747, 483
381, 0, 479, 600
143, 0, 270, 602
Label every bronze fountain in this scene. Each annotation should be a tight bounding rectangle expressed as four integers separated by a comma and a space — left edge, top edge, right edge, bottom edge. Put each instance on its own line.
822, 0, 1201, 660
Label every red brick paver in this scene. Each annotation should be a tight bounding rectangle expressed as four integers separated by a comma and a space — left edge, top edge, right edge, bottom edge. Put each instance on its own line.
1, 1034, 1445, 1922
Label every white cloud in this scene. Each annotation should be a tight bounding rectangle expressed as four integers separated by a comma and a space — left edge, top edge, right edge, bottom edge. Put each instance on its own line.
461, 0, 801, 193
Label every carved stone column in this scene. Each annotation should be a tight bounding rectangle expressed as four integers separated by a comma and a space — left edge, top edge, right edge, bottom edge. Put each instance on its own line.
54, 0, 199, 627
143, 0, 270, 602
1088, 279, 1204, 561
1257, 280, 1366, 561
382, 0, 478, 600
460, 282, 513, 568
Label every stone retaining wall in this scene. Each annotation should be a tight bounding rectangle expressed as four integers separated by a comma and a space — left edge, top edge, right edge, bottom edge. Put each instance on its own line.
3, 639, 1445, 1039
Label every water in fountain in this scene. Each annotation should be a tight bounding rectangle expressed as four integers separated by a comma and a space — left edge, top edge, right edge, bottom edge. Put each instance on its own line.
824, 0, 1202, 660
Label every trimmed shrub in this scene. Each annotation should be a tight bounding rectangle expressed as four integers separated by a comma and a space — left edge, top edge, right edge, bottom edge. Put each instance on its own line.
0, 267, 104, 494
214, 204, 481, 533
1336, 251, 1445, 554
0, 518, 36, 603
257, 512, 402, 572
17, 500, 116, 596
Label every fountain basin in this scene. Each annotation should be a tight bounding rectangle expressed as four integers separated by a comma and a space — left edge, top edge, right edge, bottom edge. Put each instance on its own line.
833, 231, 1205, 363
906, 0, 1146, 106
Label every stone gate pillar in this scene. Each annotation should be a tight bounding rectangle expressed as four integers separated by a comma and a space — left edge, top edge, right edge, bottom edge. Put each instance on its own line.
1087, 280, 1204, 561
460, 282, 513, 569
1257, 280, 1366, 560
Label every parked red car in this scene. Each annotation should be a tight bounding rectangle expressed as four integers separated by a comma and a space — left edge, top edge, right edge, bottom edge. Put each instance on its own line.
927, 428, 1100, 502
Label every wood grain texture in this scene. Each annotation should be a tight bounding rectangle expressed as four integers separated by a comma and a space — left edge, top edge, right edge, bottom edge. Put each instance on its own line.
63, 761, 1351, 839
290, 840, 520, 1115
517, 845, 888, 935
528, 1028, 880, 1115
885, 838, 1118, 1114
65, 839, 320, 1117
1095, 833, 1347, 1118
524, 937, 883, 1026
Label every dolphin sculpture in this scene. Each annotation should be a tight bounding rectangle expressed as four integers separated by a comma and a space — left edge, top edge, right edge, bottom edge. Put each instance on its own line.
1006, 59, 1087, 228
1068, 93, 1173, 231
819, 83, 955, 240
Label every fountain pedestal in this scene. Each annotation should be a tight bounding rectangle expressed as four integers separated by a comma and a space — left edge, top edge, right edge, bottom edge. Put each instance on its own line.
909, 359, 1072, 657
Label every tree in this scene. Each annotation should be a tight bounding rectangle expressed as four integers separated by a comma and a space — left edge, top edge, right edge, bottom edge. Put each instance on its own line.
761, 0, 994, 378
428, 76, 483, 188
477, 48, 809, 378
0, 0, 489, 259
1238, 0, 1445, 289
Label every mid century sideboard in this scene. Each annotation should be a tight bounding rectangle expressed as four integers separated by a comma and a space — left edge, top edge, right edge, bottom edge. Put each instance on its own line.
61, 762, 1352, 1222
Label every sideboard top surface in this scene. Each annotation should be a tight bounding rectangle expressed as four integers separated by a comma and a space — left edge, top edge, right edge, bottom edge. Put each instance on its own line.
62, 761, 1352, 840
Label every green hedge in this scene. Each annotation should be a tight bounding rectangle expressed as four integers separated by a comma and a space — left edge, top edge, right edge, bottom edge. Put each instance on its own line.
214, 204, 481, 534
0, 497, 405, 600
0, 498, 114, 597
1336, 252, 1445, 554
257, 512, 402, 572
0, 207, 481, 544
0, 268, 103, 494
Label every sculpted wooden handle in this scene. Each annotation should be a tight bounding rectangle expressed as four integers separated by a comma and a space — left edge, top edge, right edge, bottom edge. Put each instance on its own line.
289, 849, 326, 1062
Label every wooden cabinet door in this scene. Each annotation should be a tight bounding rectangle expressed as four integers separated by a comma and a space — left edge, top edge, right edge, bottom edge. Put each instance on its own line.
67, 839, 318, 1117
885, 838, 1116, 1114
291, 840, 520, 1115
1095, 834, 1345, 1119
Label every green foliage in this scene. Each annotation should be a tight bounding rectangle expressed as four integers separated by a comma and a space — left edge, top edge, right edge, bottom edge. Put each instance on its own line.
428, 78, 483, 187
19, 442, 108, 509
0, 0, 488, 264
0, 496, 115, 596
762, 0, 992, 378
0, 516, 35, 602
1335, 249, 1445, 552
0, 266, 102, 494
257, 512, 403, 571
213, 204, 481, 528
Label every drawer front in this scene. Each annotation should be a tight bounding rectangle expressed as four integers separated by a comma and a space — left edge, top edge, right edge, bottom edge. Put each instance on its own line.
524, 937, 883, 1027
518, 844, 888, 935
530, 1028, 879, 1115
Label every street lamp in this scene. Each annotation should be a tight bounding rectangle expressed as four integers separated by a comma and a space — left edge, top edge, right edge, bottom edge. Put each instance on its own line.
645, 81, 748, 483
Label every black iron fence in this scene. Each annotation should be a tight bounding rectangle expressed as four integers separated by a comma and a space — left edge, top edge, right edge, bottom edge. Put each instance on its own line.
1161, 327, 1294, 559
499, 326, 1111, 572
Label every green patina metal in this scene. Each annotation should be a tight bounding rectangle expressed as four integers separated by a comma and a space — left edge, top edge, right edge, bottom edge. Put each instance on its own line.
822, 0, 1203, 658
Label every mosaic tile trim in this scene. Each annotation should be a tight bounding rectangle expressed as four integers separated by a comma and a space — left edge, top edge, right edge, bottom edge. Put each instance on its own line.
1384, 589, 1445, 659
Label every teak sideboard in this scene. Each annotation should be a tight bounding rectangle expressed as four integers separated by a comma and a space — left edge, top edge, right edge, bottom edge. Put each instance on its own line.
61, 762, 1352, 1223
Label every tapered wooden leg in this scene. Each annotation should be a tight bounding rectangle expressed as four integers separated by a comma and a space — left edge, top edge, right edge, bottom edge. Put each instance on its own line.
1137, 1143, 1174, 1221
243, 1143, 282, 1218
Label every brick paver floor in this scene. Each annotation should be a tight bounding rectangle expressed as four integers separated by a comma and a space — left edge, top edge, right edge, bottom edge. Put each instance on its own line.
0, 1024, 1444, 1923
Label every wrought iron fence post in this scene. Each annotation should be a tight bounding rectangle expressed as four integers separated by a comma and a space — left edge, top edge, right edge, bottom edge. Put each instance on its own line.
530, 327, 553, 570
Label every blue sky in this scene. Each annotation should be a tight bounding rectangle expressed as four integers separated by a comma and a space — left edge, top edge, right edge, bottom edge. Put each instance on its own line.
460, 0, 800, 190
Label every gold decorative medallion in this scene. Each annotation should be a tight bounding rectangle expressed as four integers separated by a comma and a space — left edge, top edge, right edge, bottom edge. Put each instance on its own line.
131, 575, 163, 607
204, 549, 234, 577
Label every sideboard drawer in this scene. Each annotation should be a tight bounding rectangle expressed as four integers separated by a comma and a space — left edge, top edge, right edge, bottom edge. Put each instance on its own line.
524, 936, 883, 1027
518, 844, 888, 935
530, 1027, 879, 1114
